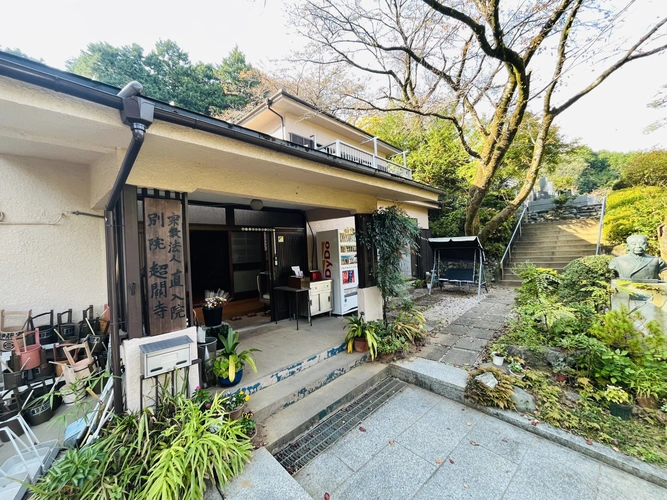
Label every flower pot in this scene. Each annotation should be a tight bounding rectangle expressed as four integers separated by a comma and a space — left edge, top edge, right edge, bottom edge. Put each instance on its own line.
609, 402, 633, 420
2, 369, 28, 390
555, 373, 567, 383
353, 338, 369, 353
380, 352, 393, 361
218, 368, 243, 388
492, 353, 504, 366
229, 403, 246, 420
509, 369, 525, 379
635, 396, 657, 409
203, 306, 223, 327
245, 427, 257, 439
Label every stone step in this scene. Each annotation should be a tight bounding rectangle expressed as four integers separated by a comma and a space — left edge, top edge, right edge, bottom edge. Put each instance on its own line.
389, 357, 468, 402
518, 235, 598, 244
514, 241, 597, 249
261, 363, 389, 453
221, 448, 311, 500
508, 254, 588, 263
511, 249, 595, 258
498, 280, 522, 287
505, 257, 572, 269
235, 342, 348, 397
248, 350, 369, 423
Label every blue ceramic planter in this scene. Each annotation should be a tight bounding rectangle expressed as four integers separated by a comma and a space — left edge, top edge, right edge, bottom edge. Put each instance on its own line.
218, 368, 243, 387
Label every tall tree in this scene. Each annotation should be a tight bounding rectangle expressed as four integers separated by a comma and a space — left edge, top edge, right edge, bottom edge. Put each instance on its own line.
67, 41, 257, 116
289, 0, 667, 241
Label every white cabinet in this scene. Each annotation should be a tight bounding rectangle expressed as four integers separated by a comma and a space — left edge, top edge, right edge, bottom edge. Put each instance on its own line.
309, 280, 333, 317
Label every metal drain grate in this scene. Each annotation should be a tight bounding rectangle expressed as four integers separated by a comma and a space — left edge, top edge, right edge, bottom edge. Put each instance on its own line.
273, 377, 406, 474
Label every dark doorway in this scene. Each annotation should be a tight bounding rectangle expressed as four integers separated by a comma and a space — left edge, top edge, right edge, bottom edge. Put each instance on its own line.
272, 228, 308, 321
190, 230, 230, 305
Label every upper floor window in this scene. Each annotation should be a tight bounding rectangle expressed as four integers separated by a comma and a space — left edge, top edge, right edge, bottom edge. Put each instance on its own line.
289, 133, 315, 148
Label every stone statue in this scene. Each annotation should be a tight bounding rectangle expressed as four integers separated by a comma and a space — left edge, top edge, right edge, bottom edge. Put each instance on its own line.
609, 234, 667, 280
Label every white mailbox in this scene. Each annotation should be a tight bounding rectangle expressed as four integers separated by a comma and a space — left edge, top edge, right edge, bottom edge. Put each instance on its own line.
139, 335, 193, 378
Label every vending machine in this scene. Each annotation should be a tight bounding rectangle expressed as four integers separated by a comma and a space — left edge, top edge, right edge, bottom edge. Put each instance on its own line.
317, 228, 358, 315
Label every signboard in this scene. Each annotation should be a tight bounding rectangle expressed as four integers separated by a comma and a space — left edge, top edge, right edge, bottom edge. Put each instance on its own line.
144, 198, 187, 335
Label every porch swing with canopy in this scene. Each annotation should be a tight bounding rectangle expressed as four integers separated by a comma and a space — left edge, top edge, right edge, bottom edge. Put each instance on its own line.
428, 236, 488, 298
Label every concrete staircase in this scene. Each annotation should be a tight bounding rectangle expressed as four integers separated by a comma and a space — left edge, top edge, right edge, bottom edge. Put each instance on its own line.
240, 347, 387, 453
499, 218, 600, 287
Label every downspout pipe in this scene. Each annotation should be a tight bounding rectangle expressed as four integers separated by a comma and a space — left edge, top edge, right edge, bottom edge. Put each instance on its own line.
105, 81, 154, 414
267, 98, 285, 140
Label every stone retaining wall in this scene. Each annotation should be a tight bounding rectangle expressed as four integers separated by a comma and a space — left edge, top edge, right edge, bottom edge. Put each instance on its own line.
528, 203, 602, 223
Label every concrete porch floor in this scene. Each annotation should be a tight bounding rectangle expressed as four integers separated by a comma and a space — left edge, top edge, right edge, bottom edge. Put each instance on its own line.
214, 315, 349, 395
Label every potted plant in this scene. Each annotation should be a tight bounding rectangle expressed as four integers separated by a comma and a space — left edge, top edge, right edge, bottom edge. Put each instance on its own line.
630, 369, 662, 409
508, 359, 525, 379
603, 385, 633, 420
239, 410, 257, 438
344, 313, 378, 360
222, 390, 250, 420
377, 335, 406, 361
213, 328, 260, 386
491, 348, 505, 367
202, 296, 228, 326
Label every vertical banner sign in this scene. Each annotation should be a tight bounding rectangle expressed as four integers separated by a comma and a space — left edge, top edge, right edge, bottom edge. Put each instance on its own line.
144, 198, 186, 335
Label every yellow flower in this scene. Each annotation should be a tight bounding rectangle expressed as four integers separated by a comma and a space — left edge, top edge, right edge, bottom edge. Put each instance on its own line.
245, 395, 250, 402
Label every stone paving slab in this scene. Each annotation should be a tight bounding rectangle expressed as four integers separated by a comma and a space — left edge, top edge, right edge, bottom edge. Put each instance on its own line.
294, 384, 667, 499
441, 347, 479, 366
466, 327, 496, 340
453, 337, 489, 352
224, 447, 310, 500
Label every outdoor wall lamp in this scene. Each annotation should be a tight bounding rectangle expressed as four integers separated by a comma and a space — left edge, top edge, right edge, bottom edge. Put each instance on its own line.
250, 199, 263, 211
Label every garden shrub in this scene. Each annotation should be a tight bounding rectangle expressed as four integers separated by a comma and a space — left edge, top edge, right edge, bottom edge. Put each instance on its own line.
558, 255, 614, 308
603, 186, 667, 254
465, 367, 516, 410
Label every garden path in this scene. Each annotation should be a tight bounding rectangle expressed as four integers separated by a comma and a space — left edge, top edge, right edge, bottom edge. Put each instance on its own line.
418, 286, 516, 369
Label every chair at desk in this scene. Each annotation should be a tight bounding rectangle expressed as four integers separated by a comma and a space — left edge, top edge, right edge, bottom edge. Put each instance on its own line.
257, 273, 271, 310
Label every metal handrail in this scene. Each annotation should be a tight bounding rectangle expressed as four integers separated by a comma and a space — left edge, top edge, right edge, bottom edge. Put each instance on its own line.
499, 204, 528, 279
596, 196, 607, 255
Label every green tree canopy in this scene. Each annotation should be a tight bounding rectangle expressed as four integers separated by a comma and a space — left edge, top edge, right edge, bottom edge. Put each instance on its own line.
66, 41, 257, 116
619, 150, 667, 188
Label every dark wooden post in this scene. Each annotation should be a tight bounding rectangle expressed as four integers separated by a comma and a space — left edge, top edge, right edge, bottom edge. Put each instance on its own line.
120, 185, 143, 339
354, 214, 376, 289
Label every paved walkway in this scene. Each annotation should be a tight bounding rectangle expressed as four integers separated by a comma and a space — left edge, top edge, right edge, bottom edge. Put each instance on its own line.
294, 384, 667, 500
421, 286, 516, 368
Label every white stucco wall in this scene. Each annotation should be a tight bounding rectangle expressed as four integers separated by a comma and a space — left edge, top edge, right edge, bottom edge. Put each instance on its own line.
0, 155, 107, 322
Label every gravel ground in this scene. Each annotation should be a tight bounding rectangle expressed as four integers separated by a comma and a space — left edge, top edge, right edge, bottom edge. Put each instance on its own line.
413, 286, 487, 332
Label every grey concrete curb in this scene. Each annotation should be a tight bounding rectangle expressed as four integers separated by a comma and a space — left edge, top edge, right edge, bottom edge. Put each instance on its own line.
390, 358, 667, 490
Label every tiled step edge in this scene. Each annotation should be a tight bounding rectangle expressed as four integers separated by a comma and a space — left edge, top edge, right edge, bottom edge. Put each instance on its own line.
248, 351, 369, 423
237, 342, 347, 396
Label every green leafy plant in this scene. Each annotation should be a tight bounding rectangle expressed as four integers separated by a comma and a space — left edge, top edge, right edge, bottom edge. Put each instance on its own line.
30, 391, 253, 499
356, 206, 420, 321
377, 335, 408, 355
601, 385, 631, 405
222, 390, 250, 412
344, 313, 378, 360
216, 328, 260, 382
558, 255, 615, 310
239, 410, 256, 436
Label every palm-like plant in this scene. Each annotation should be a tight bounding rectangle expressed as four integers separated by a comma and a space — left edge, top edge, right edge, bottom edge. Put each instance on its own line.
215, 329, 260, 382
344, 313, 378, 360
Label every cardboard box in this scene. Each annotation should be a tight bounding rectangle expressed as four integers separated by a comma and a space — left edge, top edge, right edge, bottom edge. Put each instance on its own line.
288, 276, 311, 289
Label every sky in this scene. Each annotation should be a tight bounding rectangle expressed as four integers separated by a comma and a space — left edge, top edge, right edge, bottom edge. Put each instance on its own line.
1, 0, 666, 153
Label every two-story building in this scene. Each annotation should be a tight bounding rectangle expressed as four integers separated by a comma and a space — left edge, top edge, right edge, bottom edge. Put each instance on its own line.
0, 52, 441, 409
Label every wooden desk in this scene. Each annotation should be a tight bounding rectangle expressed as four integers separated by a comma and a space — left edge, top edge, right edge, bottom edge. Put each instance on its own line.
273, 286, 311, 330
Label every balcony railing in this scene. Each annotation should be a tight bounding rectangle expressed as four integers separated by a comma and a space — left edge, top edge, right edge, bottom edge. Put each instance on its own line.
317, 140, 412, 180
